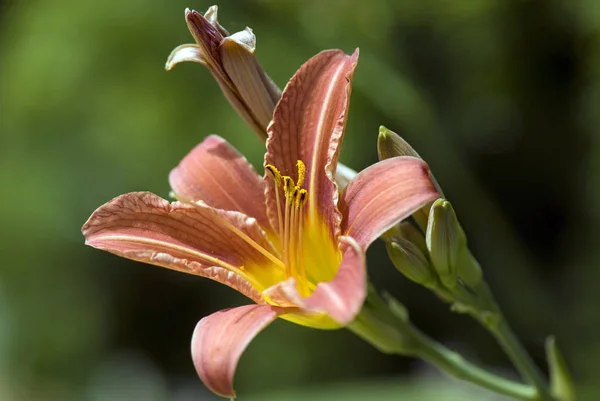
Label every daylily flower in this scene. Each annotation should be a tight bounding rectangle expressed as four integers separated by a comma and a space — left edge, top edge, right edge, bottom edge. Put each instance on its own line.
83, 50, 439, 398
166, 6, 280, 141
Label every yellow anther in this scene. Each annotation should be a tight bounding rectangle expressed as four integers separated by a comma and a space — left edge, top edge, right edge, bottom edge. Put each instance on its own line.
265, 164, 282, 187
296, 160, 306, 188
295, 188, 308, 209
282, 176, 295, 194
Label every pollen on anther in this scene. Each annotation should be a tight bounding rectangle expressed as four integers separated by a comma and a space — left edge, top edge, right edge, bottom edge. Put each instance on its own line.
296, 160, 306, 187
295, 188, 308, 208
265, 164, 282, 187
283, 176, 295, 193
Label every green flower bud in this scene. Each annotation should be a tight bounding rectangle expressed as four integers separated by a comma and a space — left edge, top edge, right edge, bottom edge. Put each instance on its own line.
426, 199, 466, 288
455, 246, 483, 288
546, 337, 575, 401
398, 221, 427, 255
377, 126, 444, 231
377, 125, 421, 160
386, 235, 436, 286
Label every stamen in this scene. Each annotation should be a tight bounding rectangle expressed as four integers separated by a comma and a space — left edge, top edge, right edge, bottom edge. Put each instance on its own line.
266, 164, 286, 245
282, 187, 292, 277
265, 164, 282, 187
282, 176, 295, 198
295, 189, 309, 295
295, 188, 307, 209
288, 198, 298, 279
296, 160, 306, 188
190, 200, 285, 270
266, 160, 312, 294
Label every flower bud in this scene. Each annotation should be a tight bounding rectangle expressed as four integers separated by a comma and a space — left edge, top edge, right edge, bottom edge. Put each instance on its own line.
426, 199, 466, 288
546, 336, 575, 401
166, 6, 281, 140
221, 29, 281, 133
386, 235, 436, 287
377, 125, 420, 160
455, 246, 483, 288
398, 221, 427, 254
377, 126, 444, 230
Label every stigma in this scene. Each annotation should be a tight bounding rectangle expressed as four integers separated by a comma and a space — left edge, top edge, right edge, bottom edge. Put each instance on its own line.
266, 160, 310, 295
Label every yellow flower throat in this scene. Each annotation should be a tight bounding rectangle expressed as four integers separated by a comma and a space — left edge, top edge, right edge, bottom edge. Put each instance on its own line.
193, 159, 339, 304
265, 160, 311, 296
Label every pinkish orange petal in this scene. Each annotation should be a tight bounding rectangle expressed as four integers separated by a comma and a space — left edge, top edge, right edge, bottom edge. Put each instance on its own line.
303, 236, 366, 324
191, 304, 283, 398
264, 49, 359, 237
340, 157, 439, 250
169, 135, 272, 232
262, 236, 366, 325
82, 192, 284, 301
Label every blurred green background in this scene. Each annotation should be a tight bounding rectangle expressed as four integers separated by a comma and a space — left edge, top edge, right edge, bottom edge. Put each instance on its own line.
1, 0, 599, 399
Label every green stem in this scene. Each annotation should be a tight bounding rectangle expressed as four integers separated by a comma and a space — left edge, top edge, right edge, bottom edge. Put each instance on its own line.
348, 297, 537, 400
467, 283, 554, 400
411, 328, 536, 400
488, 318, 553, 400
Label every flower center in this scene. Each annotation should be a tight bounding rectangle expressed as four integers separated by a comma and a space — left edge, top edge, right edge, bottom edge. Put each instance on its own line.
265, 160, 311, 296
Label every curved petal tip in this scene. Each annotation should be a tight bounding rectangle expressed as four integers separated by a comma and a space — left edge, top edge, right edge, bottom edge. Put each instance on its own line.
191, 304, 281, 398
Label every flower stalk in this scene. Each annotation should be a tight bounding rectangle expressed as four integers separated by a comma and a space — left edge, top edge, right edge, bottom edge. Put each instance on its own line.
348, 288, 538, 400
378, 126, 566, 400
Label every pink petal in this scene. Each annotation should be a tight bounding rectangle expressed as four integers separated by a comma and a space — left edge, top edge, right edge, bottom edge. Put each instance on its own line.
340, 157, 439, 250
169, 135, 272, 232
191, 304, 283, 398
263, 236, 366, 325
264, 49, 359, 237
82, 192, 284, 301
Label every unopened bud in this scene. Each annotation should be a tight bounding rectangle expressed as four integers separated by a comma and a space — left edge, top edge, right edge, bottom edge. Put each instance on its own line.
546, 336, 575, 401
386, 236, 436, 286
166, 6, 281, 140
221, 29, 281, 132
398, 221, 427, 253
426, 199, 466, 288
377, 125, 421, 160
377, 126, 444, 231
455, 247, 483, 288
378, 126, 427, 229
